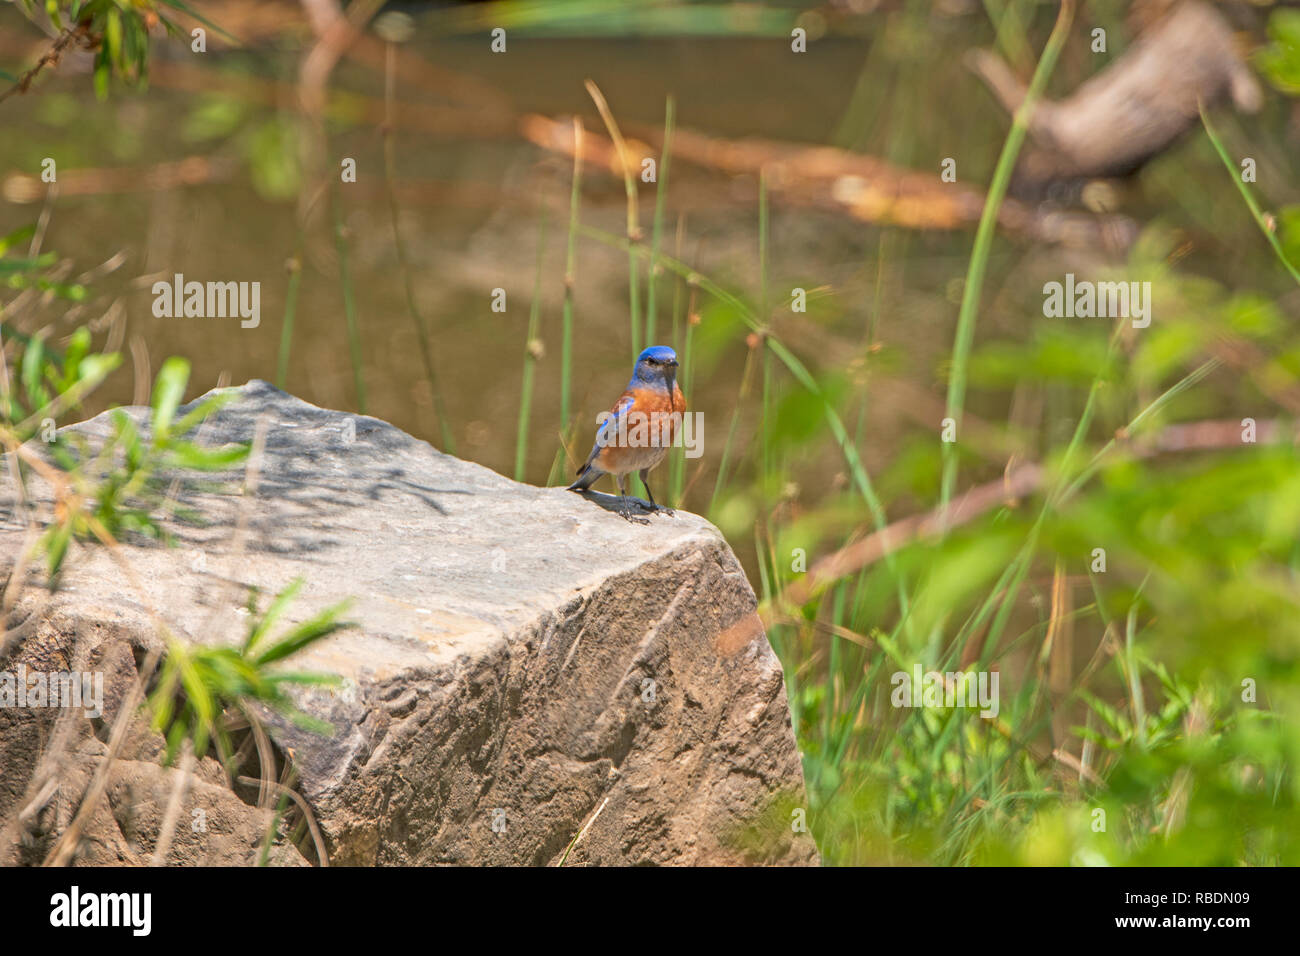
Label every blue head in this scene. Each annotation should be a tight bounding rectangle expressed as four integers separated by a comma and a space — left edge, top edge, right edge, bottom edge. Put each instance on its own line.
630, 345, 679, 389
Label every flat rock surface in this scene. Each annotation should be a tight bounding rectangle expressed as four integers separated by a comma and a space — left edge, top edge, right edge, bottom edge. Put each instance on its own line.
1, 380, 817, 865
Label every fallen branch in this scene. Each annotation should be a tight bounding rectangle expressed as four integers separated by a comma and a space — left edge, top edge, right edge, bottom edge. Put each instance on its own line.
521, 113, 1137, 250
968, 1, 1261, 192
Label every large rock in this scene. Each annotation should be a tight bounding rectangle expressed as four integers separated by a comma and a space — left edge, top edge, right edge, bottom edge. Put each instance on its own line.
0, 381, 816, 865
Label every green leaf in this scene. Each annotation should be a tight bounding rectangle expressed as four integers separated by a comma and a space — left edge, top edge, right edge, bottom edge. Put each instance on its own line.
105, 9, 122, 71
168, 440, 250, 471
43, 521, 72, 577
109, 408, 142, 470
151, 356, 190, 441
277, 707, 337, 737
0, 223, 36, 255
170, 390, 234, 438
123, 8, 147, 81
1257, 10, 1300, 95
61, 326, 91, 388
93, 47, 109, 100
175, 644, 215, 757
20, 334, 49, 411
163, 715, 189, 765
255, 600, 355, 666
0, 254, 57, 273
246, 118, 301, 201
244, 578, 304, 656
181, 96, 246, 143
77, 352, 122, 387
265, 672, 343, 688
149, 661, 181, 735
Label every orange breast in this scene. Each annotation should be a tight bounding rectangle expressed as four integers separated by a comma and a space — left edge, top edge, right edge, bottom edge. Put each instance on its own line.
606, 385, 686, 449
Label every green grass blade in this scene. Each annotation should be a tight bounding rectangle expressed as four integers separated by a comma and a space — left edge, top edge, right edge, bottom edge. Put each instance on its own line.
939, 0, 1075, 517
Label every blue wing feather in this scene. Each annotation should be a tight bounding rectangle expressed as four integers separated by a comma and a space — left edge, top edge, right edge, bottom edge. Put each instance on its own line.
580, 392, 635, 472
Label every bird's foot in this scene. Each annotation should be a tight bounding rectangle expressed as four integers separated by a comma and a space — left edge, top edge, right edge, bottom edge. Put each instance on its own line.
631, 497, 677, 516
633, 496, 674, 516
617, 497, 652, 524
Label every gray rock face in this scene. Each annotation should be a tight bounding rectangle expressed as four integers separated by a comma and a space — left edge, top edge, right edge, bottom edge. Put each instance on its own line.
0, 381, 816, 865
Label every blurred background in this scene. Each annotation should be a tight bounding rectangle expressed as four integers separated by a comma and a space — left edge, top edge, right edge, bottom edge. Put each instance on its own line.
3, 0, 1300, 865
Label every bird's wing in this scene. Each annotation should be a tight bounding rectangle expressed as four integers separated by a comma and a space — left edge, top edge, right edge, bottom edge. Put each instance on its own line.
579, 391, 636, 472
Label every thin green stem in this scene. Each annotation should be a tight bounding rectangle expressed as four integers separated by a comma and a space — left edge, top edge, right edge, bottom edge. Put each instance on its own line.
332, 189, 366, 414
383, 41, 454, 452
1200, 104, 1300, 288
759, 171, 772, 491
645, 95, 675, 348
940, 0, 1075, 518
275, 254, 302, 391
560, 118, 584, 431
584, 80, 642, 360
515, 212, 548, 482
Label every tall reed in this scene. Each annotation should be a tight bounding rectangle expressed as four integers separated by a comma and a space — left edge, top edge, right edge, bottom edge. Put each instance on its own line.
938, 0, 1074, 516
560, 118, 584, 432
645, 96, 675, 348
585, 80, 642, 359
515, 213, 548, 481
382, 39, 454, 451
332, 189, 367, 414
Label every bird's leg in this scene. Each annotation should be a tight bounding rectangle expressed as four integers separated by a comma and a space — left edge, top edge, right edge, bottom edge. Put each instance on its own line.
615, 474, 649, 524
638, 468, 674, 515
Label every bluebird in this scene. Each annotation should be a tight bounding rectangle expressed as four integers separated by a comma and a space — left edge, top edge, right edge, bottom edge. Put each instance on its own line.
567, 345, 686, 520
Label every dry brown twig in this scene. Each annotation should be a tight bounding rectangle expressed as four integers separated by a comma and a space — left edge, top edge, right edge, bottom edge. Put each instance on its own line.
236, 775, 330, 866
0, 23, 96, 107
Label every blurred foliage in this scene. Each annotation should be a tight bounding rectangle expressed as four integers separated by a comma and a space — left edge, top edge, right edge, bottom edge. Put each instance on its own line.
0, 226, 248, 578
182, 95, 302, 200
757, 232, 1300, 866
724, 5, 1300, 864
31, 354, 249, 575
1257, 8, 1300, 95
245, 115, 302, 201
0, 224, 86, 301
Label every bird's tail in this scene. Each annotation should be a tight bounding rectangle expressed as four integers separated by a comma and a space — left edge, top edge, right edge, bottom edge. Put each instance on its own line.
567, 464, 601, 492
